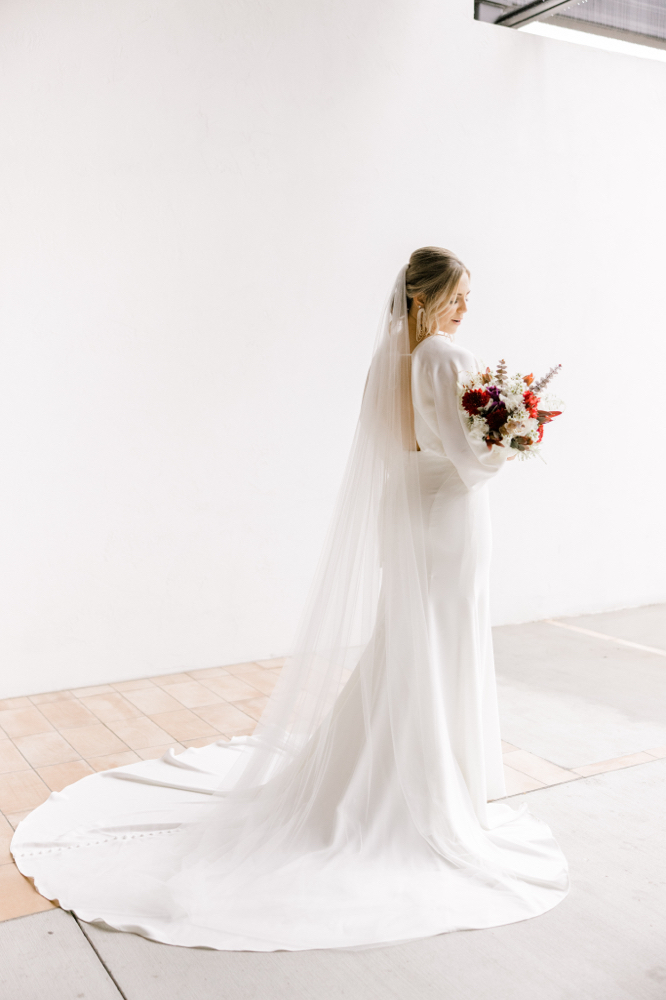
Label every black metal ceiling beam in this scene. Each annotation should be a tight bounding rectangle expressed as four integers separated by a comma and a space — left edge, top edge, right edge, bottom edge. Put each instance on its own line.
494, 0, 579, 28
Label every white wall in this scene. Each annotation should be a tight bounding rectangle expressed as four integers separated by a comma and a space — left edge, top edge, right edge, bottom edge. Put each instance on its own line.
0, 0, 664, 697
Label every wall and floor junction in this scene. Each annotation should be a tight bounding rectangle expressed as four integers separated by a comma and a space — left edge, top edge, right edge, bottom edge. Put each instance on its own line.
0, 0, 664, 695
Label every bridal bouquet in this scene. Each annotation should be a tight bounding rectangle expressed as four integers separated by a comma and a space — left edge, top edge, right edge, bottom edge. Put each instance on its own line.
459, 360, 562, 458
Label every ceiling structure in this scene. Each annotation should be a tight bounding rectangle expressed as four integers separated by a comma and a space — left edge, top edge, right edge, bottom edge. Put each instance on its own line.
475, 0, 666, 49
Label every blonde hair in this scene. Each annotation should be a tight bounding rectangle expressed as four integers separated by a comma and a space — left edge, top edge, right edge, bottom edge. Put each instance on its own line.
405, 246, 469, 339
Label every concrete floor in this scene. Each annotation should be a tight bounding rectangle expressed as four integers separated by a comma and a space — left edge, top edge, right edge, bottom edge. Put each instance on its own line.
494, 616, 666, 766
2, 603, 665, 1000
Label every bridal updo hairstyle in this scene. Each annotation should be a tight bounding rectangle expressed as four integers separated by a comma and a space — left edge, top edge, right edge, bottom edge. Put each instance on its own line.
406, 247, 469, 339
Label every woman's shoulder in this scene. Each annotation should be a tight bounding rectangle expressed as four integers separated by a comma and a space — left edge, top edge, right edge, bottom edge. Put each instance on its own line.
413, 336, 478, 372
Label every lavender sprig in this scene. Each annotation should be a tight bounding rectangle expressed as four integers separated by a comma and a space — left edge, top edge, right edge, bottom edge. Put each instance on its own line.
532, 364, 562, 394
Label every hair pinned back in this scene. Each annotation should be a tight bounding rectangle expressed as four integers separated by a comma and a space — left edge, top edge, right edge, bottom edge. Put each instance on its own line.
405, 247, 469, 339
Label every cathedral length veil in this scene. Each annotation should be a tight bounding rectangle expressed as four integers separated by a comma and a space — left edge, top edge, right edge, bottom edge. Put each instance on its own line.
163, 265, 557, 894
157, 265, 442, 884
172, 267, 479, 869
12, 265, 569, 949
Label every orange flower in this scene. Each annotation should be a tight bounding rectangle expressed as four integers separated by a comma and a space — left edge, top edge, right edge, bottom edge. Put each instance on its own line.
523, 390, 540, 418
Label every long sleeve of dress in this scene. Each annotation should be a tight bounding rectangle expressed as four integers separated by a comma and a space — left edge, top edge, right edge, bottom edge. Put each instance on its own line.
411, 337, 507, 491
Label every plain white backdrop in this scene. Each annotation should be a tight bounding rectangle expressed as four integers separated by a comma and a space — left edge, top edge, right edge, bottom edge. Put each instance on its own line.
0, 0, 664, 696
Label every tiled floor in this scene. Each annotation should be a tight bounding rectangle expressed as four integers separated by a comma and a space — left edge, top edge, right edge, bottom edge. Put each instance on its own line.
2, 608, 666, 933
0, 656, 284, 922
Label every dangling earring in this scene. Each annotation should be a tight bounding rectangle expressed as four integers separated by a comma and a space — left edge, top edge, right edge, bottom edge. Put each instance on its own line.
416, 307, 427, 343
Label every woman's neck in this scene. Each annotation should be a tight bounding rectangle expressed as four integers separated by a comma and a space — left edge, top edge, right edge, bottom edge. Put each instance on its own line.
408, 311, 452, 353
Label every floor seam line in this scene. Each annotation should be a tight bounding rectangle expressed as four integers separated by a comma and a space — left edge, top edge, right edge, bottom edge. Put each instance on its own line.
74, 914, 129, 1000
497, 752, 666, 798
544, 619, 666, 657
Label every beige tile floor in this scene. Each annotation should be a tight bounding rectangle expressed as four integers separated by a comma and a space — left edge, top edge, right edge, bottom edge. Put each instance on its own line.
1, 642, 665, 925
0, 656, 283, 922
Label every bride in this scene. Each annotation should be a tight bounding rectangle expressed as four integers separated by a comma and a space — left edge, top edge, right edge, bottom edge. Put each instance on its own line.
12, 247, 568, 951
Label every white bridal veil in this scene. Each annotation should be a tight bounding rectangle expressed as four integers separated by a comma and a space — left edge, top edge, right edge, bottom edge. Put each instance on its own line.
169, 266, 518, 889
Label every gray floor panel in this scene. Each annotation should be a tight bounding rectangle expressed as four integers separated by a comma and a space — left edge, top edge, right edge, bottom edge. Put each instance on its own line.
559, 603, 666, 650
0, 908, 123, 1000
80, 759, 666, 1000
493, 618, 666, 765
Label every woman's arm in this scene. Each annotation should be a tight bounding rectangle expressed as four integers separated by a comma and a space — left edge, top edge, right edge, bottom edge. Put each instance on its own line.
427, 347, 508, 490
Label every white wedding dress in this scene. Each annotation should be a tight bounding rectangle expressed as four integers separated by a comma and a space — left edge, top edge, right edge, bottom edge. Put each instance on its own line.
12, 272, 568, 950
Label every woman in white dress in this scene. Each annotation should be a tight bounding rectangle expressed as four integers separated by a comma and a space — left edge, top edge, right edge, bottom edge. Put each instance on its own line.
12, 247, 568, 950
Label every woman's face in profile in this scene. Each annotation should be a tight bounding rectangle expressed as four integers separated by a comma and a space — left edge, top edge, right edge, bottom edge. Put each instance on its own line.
436, 272, 470, 335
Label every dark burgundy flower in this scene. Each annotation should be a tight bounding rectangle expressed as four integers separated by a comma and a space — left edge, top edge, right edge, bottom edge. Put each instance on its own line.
462, 389, 490, 415
485, 404, 508, 431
